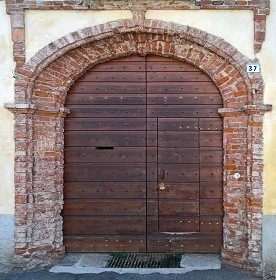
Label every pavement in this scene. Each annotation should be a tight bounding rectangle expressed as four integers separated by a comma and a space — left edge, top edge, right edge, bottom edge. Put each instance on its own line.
0, 253, 260, 280
0, 266, 259, 280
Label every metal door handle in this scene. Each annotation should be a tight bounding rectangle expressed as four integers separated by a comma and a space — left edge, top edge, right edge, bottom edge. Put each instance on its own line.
160, 169, 165, 179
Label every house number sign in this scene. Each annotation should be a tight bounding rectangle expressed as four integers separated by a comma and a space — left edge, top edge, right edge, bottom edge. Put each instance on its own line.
246, 64, 261, 73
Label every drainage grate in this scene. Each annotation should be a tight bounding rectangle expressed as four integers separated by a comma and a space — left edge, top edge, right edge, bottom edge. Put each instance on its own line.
106, 253, 182, 268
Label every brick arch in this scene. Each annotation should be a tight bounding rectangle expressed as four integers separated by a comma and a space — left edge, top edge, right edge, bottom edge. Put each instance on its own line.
17, 19, 259, 107
5, 18, 272, 274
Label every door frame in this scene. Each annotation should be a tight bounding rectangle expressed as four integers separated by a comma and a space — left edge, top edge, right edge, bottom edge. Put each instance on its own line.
5, 19, 271, 272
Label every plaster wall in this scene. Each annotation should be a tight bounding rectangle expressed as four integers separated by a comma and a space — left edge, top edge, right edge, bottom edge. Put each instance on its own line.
0, 2, 15, 269
259, 1, 276, 216
25, 10, 133, 61
25, 10, 255, 61
146, 10, 255, 59
257, 1, 276, 275
0, 1, 15, 215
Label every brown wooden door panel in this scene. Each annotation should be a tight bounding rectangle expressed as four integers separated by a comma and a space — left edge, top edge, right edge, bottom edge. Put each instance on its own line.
63, 217, 146, 235
65, 118, 146, 131
158, 148, 199, 163
200, 166, 223, 181
64, 163, 146, 182
67, 105, 146, 118
147, 94, 223, 105
64, 235, 146, 252
146, 62, 202, 72
70, 82, 146, 94
91, 61, 146, 72
158, 164, 199, 182
147, 217, 158, 234
147, 118, 158, 130
158, 118, 198, 131
200, 131, 223, 147
158, 132, 198, 148
147, 182, 158, 199
147, 163, 158, 182
159, 201, 199, 216
147, 131, 158, 146
65, 147, 146, 163
147, 71, 213, 82
147, 234, 222, 253
63, 199, 146, 216
159, 217, 200, 233
200, 182, 223, 199
199, 216, 223, 234
110, 56, 146, 62
64, 55, 223, 253
158, 184, 199, 200
66, 94, 146, 105
64, 182, 146, 199
147, 82, 219, 94
65, 131, 146, 147
148, 105, 221, 118
147, 147, 157, 163
199, 118, 223, 131
200, 149, 223, 164
147, 200, 158, 216
200, 199, 224, 216
77, 72, 146, 82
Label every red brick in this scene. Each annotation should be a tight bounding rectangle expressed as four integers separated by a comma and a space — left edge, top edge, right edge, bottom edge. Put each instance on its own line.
12, 28, 25, 41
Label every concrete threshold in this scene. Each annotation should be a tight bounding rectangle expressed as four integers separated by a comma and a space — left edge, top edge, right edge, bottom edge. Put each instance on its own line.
49, 253, 221, 275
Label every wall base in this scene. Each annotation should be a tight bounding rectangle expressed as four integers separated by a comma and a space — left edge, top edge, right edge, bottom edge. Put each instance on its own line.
0, 214, 14, 272
263, 215, 276, 279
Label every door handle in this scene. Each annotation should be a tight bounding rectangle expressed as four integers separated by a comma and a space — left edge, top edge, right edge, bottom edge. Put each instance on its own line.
160, 169, 165, 179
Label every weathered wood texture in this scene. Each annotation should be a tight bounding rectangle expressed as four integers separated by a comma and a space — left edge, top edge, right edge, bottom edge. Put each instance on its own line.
63, 55, 223, 253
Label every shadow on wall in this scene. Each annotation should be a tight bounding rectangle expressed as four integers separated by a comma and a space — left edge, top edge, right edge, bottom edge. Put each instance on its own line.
0, 215, 14, 272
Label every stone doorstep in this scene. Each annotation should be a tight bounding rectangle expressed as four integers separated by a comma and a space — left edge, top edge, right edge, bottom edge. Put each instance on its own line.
49, 253, 221, 274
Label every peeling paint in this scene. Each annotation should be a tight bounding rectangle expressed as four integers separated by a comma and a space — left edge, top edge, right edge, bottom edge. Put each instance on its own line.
0, 2, 15, 215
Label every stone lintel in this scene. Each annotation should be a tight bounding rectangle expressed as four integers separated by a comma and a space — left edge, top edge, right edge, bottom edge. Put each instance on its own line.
219, 104, 272, 116
4, 103, 70, 117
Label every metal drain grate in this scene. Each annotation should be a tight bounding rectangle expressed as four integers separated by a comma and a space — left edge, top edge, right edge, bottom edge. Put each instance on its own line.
106, 253, 181, 268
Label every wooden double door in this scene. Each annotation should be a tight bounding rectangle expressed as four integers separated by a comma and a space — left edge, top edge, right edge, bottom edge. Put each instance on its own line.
63, 56, 223, 253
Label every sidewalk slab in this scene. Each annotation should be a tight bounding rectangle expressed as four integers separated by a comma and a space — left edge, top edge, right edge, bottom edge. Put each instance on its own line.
49, 253, 221, 275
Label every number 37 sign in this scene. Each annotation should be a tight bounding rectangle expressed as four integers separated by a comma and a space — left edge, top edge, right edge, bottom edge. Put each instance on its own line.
246, 64, 261, 73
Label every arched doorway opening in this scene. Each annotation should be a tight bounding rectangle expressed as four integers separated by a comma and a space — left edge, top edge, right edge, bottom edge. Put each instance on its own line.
63, 55, 223, 253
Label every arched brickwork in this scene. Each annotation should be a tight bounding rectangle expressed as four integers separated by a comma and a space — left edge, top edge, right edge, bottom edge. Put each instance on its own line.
5, 17, 272, 273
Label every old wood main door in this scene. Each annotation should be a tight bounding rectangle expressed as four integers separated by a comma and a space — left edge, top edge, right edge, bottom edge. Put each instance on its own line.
63, 56, 223, 253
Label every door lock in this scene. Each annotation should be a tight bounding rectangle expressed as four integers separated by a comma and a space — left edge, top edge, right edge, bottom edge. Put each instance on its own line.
160, 169, 165, 179
159, 183, 166, 190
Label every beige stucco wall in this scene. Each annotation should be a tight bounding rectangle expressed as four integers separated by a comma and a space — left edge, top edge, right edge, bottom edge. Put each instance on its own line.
0, 1, 15, 214
258, 1, 276, 215
25, 10, 133, 61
